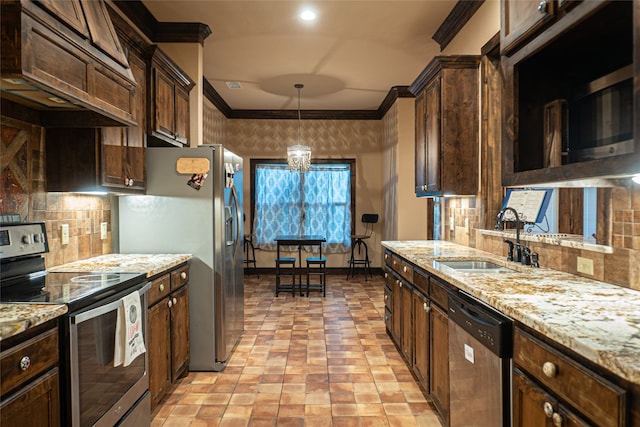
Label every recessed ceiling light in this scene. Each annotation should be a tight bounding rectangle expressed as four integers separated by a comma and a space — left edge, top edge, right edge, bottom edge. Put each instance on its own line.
300, 10, 316, 21
225, 81, 243, 89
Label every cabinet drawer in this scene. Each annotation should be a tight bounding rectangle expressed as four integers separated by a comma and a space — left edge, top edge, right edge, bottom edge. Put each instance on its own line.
148, 274, 171, 306
384, 251, 394, 269
171, 265, 189, 291
1, 327, 58, 396
514, 329, 626, 427
384, 307, 392, 332
399, 260, 413, 283
429, 277, 452, 309
413, 269, 428, 295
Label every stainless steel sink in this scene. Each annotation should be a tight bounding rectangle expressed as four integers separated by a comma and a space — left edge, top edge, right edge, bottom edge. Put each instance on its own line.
436, 260, 516, 273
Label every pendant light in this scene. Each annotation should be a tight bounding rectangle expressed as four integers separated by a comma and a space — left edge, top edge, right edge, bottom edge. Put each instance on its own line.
287, 83, 311, 172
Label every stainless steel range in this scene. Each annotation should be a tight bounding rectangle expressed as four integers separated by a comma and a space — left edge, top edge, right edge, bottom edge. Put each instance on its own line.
0, 222, 151, 427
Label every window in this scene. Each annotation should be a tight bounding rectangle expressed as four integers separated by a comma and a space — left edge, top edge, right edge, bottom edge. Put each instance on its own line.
250, 159, 355, 253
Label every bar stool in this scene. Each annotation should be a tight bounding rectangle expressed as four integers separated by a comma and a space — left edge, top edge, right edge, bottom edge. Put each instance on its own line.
243, 234, 259, 277
306, 256, 327, 297
347, 213, 378, 281
275, 257, 297, 297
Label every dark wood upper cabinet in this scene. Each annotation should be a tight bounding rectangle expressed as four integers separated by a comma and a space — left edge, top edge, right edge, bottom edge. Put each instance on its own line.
147, 46, 195, 147
0, 0, 137, 126
502, 0, 639, 186
410, 56, 480, 197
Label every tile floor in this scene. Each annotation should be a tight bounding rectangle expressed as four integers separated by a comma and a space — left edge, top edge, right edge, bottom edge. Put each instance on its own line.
151, 273, 443, 426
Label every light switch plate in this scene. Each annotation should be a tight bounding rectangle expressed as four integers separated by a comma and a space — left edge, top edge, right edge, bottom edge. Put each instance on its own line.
449, 216, 455, 231
100, 222, 108, 240
577, 256, 594, 275
61, 224, 69, 245
464, 218, 470, 234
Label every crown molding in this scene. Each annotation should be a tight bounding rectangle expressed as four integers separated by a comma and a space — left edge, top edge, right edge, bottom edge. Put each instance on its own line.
432, 0, 485, 51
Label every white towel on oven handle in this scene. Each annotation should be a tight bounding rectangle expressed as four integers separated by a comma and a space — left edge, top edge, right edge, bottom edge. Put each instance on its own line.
114, 289, 146, 367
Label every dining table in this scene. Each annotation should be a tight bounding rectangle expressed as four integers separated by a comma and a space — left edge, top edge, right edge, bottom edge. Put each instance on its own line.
275, 235, 326, 295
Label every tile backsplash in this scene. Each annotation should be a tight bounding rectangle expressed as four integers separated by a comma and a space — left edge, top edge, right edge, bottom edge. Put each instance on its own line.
1, 117, 112, 268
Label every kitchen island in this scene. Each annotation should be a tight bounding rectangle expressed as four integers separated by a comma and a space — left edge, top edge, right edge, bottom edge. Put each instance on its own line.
383, 240, 639, 427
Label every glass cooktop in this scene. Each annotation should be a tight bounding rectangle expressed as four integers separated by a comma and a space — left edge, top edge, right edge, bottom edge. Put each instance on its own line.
0, 271, 147, 311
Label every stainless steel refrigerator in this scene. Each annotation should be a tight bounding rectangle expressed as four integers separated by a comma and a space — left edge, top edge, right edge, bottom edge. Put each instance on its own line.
118, 145, 244, 371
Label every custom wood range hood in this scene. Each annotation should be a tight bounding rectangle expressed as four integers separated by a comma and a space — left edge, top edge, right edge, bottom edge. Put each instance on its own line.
0, 0, 137, 127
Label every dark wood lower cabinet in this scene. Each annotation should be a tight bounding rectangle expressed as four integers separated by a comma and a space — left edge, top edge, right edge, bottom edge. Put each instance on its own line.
429, 302, 449, 425
147, 264, 190, 410
0, 369, 60, 427
412, 291, 430, 390
513, 368, 590, 427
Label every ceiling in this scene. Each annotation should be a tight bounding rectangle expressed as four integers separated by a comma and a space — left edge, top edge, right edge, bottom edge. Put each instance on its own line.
140, 1, 460, 112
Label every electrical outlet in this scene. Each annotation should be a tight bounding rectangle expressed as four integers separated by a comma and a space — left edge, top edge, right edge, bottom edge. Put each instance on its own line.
577, 256, 594, 275
61, 224, 69, 245
449, 216, 455, 231
464, 218, 470, 234
100, 222, 108, 240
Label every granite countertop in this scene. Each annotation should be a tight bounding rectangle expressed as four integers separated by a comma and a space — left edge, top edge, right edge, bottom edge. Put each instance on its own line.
0, 304, 68, 341
382, 240, 640, 386
1, 254, 191, 341
48, 253, 192, 277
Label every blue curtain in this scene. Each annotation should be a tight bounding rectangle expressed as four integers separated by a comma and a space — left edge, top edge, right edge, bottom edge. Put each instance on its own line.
253, 163, 351, 253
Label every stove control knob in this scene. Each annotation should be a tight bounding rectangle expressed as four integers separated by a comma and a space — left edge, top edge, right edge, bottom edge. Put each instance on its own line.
20, 356, 31, 371
22, 234, 33, 244
34, 233, 44, 243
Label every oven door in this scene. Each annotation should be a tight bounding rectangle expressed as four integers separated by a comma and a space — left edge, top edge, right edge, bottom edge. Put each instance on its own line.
68, 281, 151, 427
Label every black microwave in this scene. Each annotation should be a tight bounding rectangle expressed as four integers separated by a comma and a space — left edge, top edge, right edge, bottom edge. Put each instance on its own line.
566, 65, 634, 163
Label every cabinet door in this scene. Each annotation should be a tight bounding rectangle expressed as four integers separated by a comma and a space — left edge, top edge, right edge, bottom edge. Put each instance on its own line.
0, 369, 60, 427
501, 0, 555, 55
400, 282, 413, 362
412, 291, 429, 391
123, 44, 146, 190
424, 76, 441, 193
153, 67, 176, 139
174, 87, 190, 145
148, 299, 171, 409
101, 127, 127, 188
430, 303, 449, 424
414, 90, 427, 194
391, 277, 402, 345
170, 285, 190, 382
513, 368, 591, 427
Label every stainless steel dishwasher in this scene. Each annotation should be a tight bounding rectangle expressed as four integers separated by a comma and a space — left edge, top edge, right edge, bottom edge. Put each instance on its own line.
448, 290, 513, 427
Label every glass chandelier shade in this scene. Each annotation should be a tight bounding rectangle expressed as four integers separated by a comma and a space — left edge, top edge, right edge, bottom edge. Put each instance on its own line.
288, 83, 311, 172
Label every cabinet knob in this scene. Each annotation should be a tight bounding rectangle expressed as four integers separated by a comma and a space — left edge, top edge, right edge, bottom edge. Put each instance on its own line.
543, 402, 554, 417
384, 295, 388, 300
384, 315, 389, 321
542, 361, 557, 378
403, 266, 407, 272
423, 302, 430, 312
173, 297, 178, 305
552, 413, 563, 427
384, 273, 388, 278
159, 283, 165, 292
537, 0, 547, 13
180, 272, 187, 280
399, 282, 403, 288
19, 356, 31, 371
168, 300, 173, 308
384, 254, 388, 260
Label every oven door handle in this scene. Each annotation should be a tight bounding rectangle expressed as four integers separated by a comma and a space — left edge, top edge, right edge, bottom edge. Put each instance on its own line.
71, 281, 151, 324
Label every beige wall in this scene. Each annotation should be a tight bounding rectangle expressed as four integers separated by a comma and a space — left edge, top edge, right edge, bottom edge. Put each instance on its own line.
223, 117, 384, 269
382, 98, 427, 243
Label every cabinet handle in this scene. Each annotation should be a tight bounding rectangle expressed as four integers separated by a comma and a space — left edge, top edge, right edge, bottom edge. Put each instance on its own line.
173, 297, 177, 305
542, 361, 557, 378
423, 302, 430, 312
537, 0, 547, 13
159, 283, 165, 292
543, 402, 554, 417
552, 413, 563, 427
180, 272, 187, 280
19, 356, 31, 371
